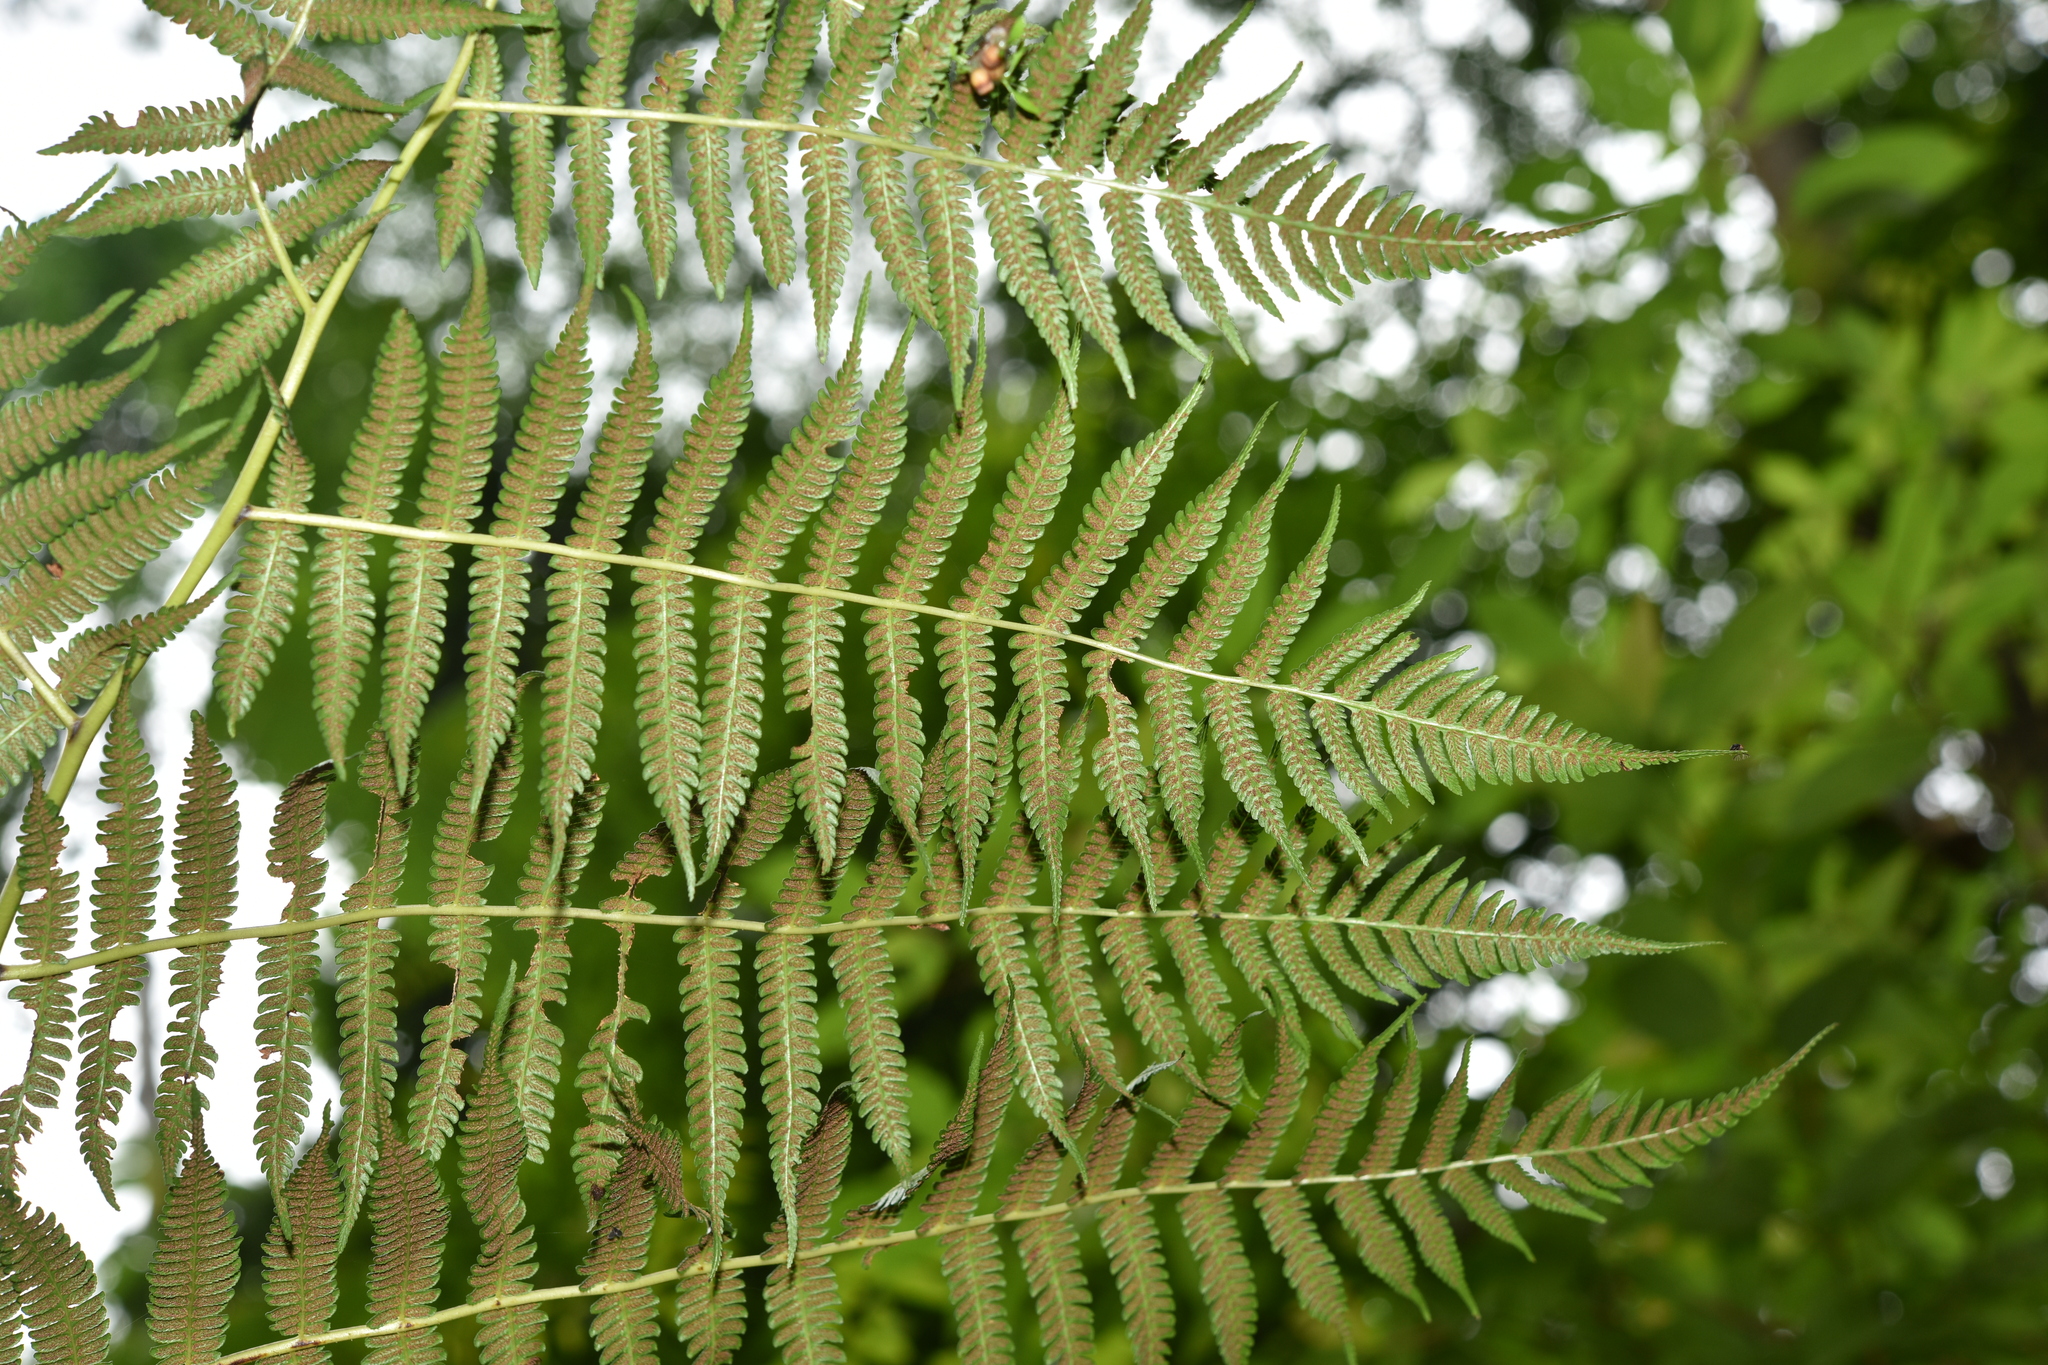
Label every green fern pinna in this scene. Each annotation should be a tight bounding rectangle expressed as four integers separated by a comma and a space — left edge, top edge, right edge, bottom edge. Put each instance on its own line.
0, 1, 1818, 1362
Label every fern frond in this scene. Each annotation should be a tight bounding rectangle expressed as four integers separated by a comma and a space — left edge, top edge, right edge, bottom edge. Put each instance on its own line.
436, 37, 503, 266
148, 1133, 239, 1365
631, 50, 693, 294
464, 295, 589, 798
263, 1125, 343, 1365
42, 98, 240, 157
294, 0, 527, 42
458, 1051, 545, 1365
829, 786, 914, 1168
333, 736, 413, 1235
0, 787, 78, 1182
580, 1139, 664, 1365
861, 0, 962, 330
0, 346, 155, 484
154, 719, 237, 1173
0, 1193, 109, 1365
924, 1016, 1017, 1365
1005, 1075, 1102, 1365
762, 1098, 854, 1363
786, 326, 911, 861
507, 0, 563, 284
71, 695, 157, 1202
363, 1134, 449, 1365
568, 0, 637, 275
67, 167, 252, 238
540, 303, 658, 853
1094, 1092, 1173, 1365
309, 308, 427, 767
687, 0, 772, 294
916, 84, 986, 398
252, 108, 397, 190
110, 159, 389, 350
380, 246, 496, 788
698, 299, 865, 868
254, 762, 333, 1203
745, 0, 827, 289
0, 290, 131, 392
802, 0, 907, 349
217, 429, 312, 730
571, 833, 672, 1197
633, 298, 751, 893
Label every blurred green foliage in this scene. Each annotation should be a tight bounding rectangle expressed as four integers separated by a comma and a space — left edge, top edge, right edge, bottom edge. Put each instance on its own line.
8, 0, 2046, 1360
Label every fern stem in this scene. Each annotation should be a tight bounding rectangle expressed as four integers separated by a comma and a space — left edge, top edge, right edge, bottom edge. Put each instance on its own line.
0, 627, 78, 728
242, 506, 1715, 765
243, 159, 316, 316
0, 33, 491, 951
449, 99, 1618, 255
0, 899, 1676, 982
201, 1131, 1700, 1365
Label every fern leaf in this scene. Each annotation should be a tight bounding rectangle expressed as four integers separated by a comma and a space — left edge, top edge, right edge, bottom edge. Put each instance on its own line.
580, 1140, 664, 1365
110, 159, 389, 350
830, 792, 914, 1168
309, 309, 427, 767
936, 388, 1073, 875
1035, 873, 1124, 1086
332, 737, 413, 1236
148, 1133, 239, 1365
632, 49, 694, 295
1087, 1084, 1174, 1364
0, 172, 110, 302
804, 0, 907, 349
787, 326, 910, 861
675, 1262, 748, 1365
459, 1052, 545, 1365
0, 787, 77, 1181
363, 1134, 449, 1365
688, 0, 772, 294
254, 763, 332, 1205
263, 1126, 343, 1365
380, 246, 497, 788
0, 346, 155, 484
435, 34, 502, 266
0, 290, 130, 392
763, 1098, 853, 1363
70, 696, 156, 1202
540, 305, 658, 853
464, 296, 590, 798
144, 0, 394, 110
1003, 1075, 1100, 1365
217, 428, 311, 730
758, 829, 835, 1241
972, 828, 1074, 1148
863, 346, 985, 822
633, 299, 751, 889
42, 98, 240, 156
745, 0, 827, 289
567, 0, 636, 275
698, 303, 864, 867
0, 1192, 110, 1365
153, 719, 237, 1173
501, 776, 605, 1166
297, 0, 525, 42
925, 1018, 1018, 1365
251, 107, 396, 189
860, 0, 961, 328
570, 833, 673, 1195
683, 769, 792, 1249
66, 166, 251, 238
409, 709, 523, 1161
508, 0, 565, 285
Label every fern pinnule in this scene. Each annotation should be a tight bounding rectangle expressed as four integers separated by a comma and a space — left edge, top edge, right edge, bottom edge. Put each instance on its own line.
458, 1051, 545, 1365
969, 826, 1073, 1149
70, 696, 158, 1202
0, 438, 176, 579
683, 768, 794, 1255
1035, 875, 1125, 1092
762, 1097, 854, 1362
152, 719, 237, 1173
0, 787, 77, 1182
697, 297, 865, 869
332, 734, 414, 1237
464, 294, 590, 802
633, 298, 752, 891
917, 81, 986, 398
64, 167, 252, 239
217, 429, 312, 731
1002, 1075, 1102, 1365
935, 387, 1074, 883
251, 107, 397, 189
567, 0, 636, 276
1094, 1105, 1174, 1365
540, 303, 660, 857
378, 246, 497, 788
863, 334, 985, 822
0, 1192, 108, 1365
108, 159, 390, 350
675, 1262, 748, 1365
802, 0, 908, 349
861, 0, 964, 330
786, 325, 911, 862
745, 0, 828, 290
280, 0, 527, 42
309, 308, 427, 768
0, 345, 156, 484
0, 170, 111, 302
501, 776, 606, 1167
42, 97, 240, 157
580, 1141, 664, 1365
363, 1132, 449, 1365
263, 1125, 344, 1365
141, 0, 393, 111
631, 49, 694, 295
254, 762, 333, 1208
924, 1017, 1017, 1365
1096, 853, 1191, 1061
179, 214, 383, 414
507, 0, 565, 285
688, 0, 772, 294
409, 709, 524, 1162
148, 1131, 239, 1365
435, 35, 502, 267
571, 829, 675, 1197
829, 788, 915, 1168
0, 290, 131, 393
